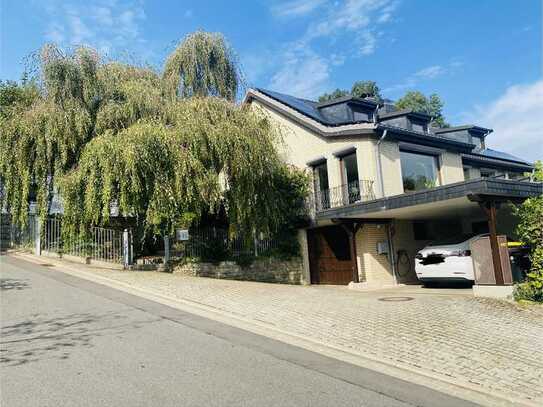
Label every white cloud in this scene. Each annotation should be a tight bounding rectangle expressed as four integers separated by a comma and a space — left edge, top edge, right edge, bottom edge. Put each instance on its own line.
92, 7, 114, 27
262, 0, 398, 98
269, 47, 330, 99
384, 60, 462, 95
377, 2, 398, 23
43, 0, 147, 57
303, 0, 390, 43
359, 30, 377, 55
415, 65, 445, 79
271, 0, 326, 18
472, 80, 543, 163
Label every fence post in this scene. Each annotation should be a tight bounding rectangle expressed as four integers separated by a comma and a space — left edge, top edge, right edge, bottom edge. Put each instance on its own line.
123, 229, 132, 268
164, 235, 170, 264
35, 217, 41, 256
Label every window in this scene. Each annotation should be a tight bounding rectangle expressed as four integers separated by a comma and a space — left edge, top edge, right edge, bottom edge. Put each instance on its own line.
463, 166, 471, 180
341, 153, 360, 203
351, 106, 372, 122
400, 150, 440, 192
313, 162, 330, 209
480, 169, 495, 178
508, 172, 524, 180
471, 136, 483, 150
410, 120, 427, 133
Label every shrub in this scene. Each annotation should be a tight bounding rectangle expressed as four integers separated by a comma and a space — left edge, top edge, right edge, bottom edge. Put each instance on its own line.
513, 161, 543, 303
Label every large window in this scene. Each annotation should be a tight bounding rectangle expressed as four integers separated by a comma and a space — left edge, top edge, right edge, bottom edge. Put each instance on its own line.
400, 150, 439, 192
341, 153, 360, 203
313, 162, 330, 209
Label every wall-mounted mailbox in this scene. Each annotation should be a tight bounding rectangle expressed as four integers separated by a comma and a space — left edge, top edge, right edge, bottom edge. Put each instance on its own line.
377, 241, 389, 255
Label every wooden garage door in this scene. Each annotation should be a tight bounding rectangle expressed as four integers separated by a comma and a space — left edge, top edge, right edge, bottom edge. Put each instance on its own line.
308, 226, 354, 285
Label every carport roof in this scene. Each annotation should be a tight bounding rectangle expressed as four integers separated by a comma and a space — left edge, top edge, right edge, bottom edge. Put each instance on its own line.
315, 178, 543, 221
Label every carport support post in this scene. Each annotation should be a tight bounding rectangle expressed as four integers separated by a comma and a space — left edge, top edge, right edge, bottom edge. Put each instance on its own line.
481, 201, 504, 285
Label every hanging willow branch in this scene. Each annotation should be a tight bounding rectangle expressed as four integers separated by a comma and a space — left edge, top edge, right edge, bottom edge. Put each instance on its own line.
163, 31, 242, 101
61, 98, 287, 238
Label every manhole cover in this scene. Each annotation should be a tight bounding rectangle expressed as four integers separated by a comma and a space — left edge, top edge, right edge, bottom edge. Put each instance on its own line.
378, 296, 414, 302
40, 263, 54, 267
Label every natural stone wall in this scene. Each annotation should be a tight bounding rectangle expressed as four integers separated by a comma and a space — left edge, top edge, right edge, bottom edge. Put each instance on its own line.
173, 258, 306, 285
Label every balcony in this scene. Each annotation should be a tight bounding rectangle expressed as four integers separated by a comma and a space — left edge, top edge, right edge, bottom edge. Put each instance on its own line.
311, 179, 375, 213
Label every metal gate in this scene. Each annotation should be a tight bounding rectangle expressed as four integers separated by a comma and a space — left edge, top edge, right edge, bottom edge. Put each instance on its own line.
43, 217, 124, 264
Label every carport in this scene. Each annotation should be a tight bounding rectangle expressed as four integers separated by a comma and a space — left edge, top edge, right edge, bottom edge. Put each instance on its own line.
310, 178, 543, 289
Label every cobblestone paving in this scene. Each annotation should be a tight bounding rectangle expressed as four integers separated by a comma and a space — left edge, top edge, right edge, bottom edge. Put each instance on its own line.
86, 270, 543, 403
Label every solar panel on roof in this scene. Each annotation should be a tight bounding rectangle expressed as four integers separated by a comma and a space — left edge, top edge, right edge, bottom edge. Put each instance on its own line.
256, 88, 331, 124
479, 149, 530, 165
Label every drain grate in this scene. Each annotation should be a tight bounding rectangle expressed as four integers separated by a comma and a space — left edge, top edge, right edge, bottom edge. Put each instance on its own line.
40, 263, 54, 267
378, 296, 414, 302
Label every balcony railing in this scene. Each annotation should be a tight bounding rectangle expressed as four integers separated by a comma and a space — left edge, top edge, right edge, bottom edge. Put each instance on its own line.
311, 179, 375, 213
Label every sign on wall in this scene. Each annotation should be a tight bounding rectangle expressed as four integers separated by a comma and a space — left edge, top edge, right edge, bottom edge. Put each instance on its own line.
176, 229, 189, 241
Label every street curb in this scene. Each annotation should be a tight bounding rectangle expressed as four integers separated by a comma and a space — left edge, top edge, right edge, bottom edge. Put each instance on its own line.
6, 251, 537, 407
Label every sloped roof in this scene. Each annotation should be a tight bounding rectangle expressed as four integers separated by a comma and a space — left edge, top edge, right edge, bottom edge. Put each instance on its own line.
476, 148, 531, 165
255, 88, 332, 125
246, 88, 533, 168
434, 125, 492, 135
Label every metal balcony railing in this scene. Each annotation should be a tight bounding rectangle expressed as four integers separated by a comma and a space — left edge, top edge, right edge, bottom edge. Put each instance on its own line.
311, 179, 375, 213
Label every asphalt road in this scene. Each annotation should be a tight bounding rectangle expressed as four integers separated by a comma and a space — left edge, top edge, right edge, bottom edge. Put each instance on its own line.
0, 256, 479, 407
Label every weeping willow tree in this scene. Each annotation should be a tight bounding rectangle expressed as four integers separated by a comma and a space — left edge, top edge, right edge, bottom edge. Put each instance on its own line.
61, 98, 290, 237
1, 45, 98, 225
1, 31, 309, 252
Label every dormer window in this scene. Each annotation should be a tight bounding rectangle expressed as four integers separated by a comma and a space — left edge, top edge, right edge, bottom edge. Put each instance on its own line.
410, 119, 428, 133
316, 96, 378, 124
433, 125, 491, 149
378, 109, 432, 133
351, 105, 373, 122
471, 136, 484, 150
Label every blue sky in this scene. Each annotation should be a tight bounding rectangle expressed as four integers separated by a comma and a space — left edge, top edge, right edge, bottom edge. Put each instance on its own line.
1, 0, 542, 160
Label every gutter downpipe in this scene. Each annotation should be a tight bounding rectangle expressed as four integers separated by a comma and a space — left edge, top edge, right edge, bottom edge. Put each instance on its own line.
376, 128, 388, 198
375, 128, 398, 285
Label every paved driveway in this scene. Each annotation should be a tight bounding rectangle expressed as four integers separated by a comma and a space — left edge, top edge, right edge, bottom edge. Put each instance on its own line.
2, 256, 478, 407
5, 254, 543, 405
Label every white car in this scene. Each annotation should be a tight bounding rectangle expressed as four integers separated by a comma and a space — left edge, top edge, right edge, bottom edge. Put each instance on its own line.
415, 234, 487, 285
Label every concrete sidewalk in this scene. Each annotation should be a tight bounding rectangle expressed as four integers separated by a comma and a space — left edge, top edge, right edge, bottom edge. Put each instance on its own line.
6, 252, 543, 406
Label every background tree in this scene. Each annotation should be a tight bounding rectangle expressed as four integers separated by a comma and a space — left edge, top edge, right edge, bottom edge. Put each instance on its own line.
317, 88, 349, 102
317, 80, 382, 103
395, 91, 448, 128
350, 80, 382, 102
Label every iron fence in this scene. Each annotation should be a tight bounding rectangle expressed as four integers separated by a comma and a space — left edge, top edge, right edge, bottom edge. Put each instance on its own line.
1, 214, 37, 249
182, 227, 280, 259
42, 217, 124, 264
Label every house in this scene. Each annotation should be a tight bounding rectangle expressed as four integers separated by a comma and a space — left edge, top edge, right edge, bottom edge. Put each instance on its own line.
245, 88, 542, 287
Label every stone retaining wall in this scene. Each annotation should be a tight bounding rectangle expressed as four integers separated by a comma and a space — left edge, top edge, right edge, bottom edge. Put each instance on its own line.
173, 258, 306, 285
